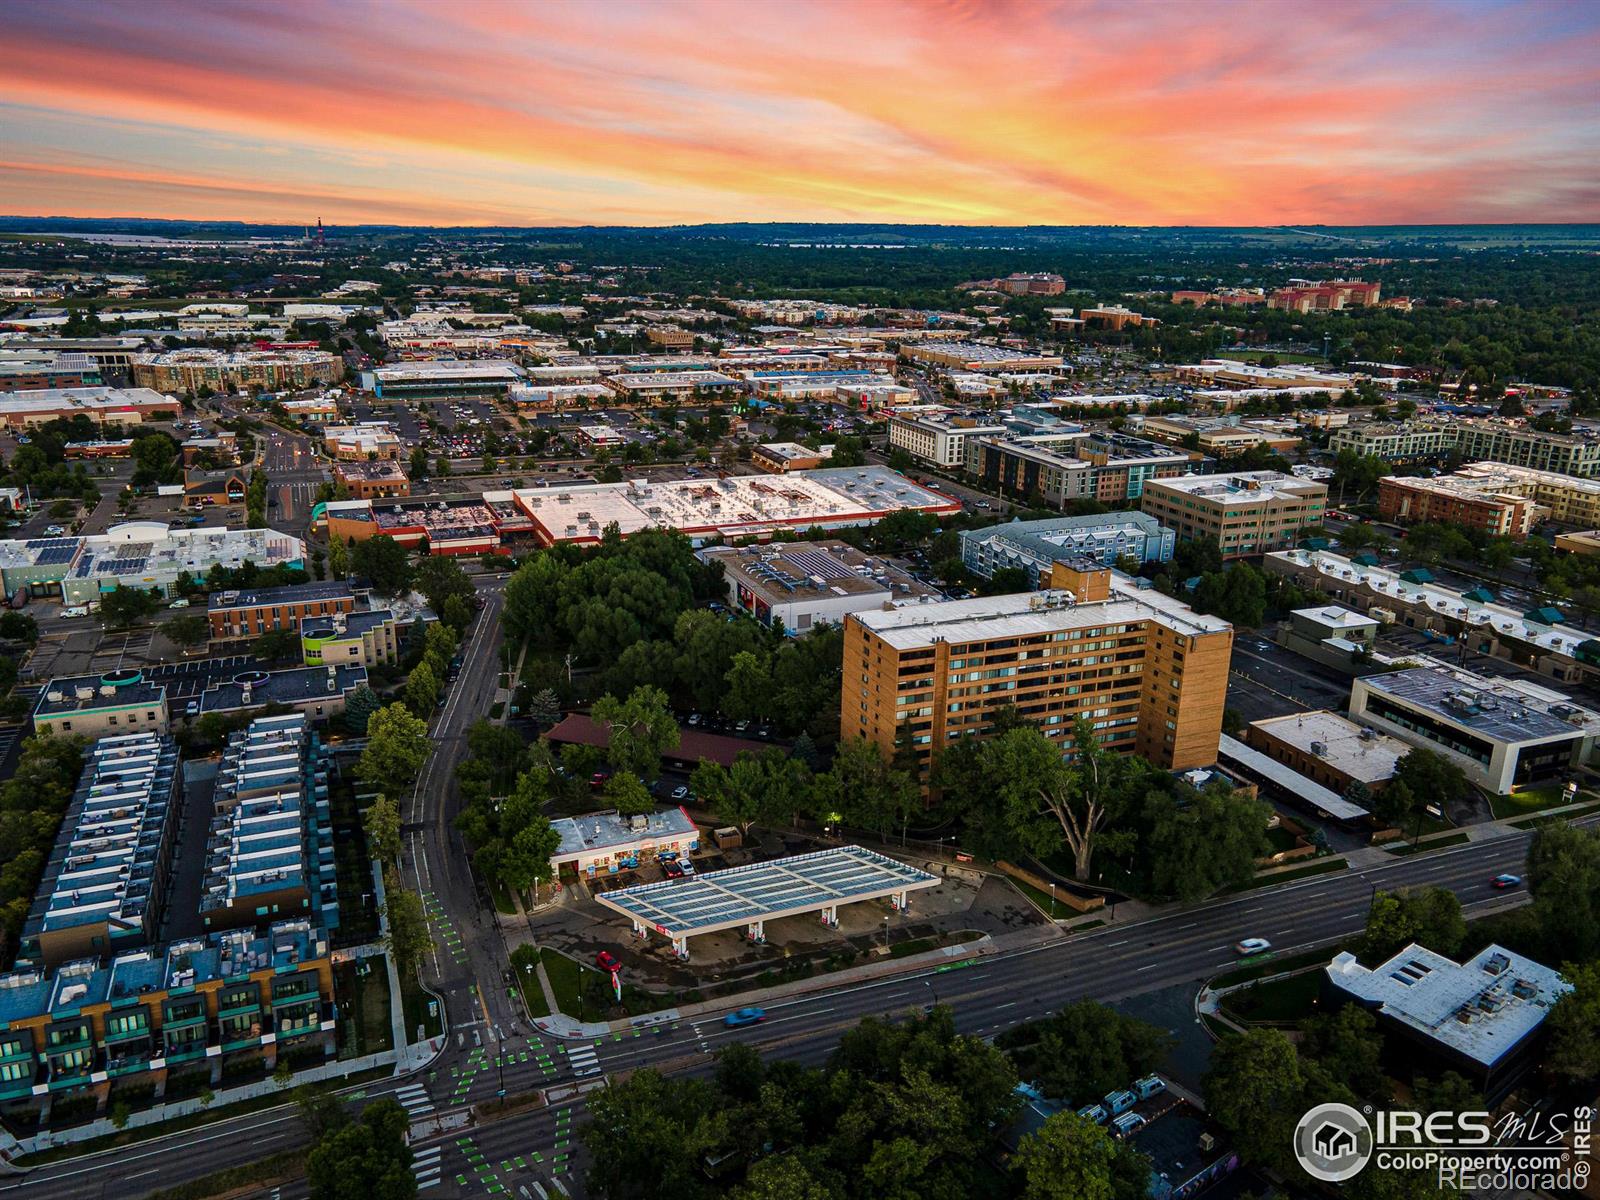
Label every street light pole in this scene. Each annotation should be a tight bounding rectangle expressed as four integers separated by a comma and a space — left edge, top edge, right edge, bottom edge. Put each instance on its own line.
1049, 882, 1056, 919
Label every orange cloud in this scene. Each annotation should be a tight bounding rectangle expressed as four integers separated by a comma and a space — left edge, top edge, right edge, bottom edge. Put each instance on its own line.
0, 0, 1596, 225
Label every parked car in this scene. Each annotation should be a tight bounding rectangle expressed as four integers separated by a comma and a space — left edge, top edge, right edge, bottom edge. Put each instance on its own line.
662, 859, 685, 879
590, 771, 610, 791
669, 785, 690, 802
723, 1007, 765, 1027
1234, 937, 1272, 957
679, 858, 696, 877
595, 951, 621, 973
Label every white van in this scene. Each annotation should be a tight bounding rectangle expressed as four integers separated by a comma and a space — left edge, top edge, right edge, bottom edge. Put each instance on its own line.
61, 606, 89, 619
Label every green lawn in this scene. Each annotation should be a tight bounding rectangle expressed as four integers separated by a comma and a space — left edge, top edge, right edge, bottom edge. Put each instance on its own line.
1222, 857, 1347, 894
1491, 784, 1574, 820
540, 948, 676, 1022
1220, 970, 1324, 1025
516, 963, 551, 1018
399, 971, 445, 1043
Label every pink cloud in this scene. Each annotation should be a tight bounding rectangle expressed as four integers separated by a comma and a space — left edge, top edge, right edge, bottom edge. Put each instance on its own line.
0, 0, 1595, 224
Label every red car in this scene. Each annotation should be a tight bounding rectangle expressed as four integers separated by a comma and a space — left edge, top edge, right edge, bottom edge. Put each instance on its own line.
662, 859, 685, 879
589, 771, 610, 791
595, 951, 621, 973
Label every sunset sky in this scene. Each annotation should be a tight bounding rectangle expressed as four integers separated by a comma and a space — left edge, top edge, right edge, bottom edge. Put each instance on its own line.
4, 0, 1598, 228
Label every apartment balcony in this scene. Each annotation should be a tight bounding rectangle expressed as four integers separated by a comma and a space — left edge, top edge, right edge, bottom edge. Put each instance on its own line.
103, 1019, 152, 1046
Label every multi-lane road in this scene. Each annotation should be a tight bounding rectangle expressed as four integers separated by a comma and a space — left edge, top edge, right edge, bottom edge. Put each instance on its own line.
4, 798, 1572, 1200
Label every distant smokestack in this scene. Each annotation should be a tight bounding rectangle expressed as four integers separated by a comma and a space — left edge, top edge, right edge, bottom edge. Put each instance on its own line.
317, 217, 325, 247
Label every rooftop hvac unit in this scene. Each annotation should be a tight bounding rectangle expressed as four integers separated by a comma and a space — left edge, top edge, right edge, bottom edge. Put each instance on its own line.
47, 690, 64, 702
1310, 741, 1328, 757
75, 687, 94, 701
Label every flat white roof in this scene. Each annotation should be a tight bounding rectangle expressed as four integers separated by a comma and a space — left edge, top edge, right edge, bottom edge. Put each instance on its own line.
552, 808, 696, 864
1248, 711, 1406, 785
594, 845, 937, 937
852, 571, 1229, 648
513, 466, 958, 542
1327, 944, 1570, 1067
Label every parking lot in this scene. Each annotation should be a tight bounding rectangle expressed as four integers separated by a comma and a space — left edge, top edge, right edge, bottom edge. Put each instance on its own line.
1225, 636, 1353, 726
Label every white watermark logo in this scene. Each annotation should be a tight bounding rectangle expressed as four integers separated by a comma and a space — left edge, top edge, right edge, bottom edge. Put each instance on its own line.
1294, 1102, 1374, 1182
1293, 1102, 1594, 1191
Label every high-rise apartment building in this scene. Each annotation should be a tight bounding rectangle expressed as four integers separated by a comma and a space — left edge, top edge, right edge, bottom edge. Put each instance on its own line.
841, 561, 1232, 780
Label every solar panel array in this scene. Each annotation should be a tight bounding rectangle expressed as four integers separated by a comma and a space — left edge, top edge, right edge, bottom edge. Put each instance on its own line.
600, 845, 937, 935
102, 558, 148, 576
29, 539, 80, 566
784, 548, 852, 580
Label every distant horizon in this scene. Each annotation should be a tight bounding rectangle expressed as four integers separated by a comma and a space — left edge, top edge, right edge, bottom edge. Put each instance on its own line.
5, 1, 1598, 228
6, 215, 1600, 236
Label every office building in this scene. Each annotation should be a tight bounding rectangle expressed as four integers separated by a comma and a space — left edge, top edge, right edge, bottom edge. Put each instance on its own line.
299, 608, 400, 669
1136, 414, 1300, 457
207, 581, 356, 642
19, 733, 179, 968
1139, 472, 1327, 560
645, 324, 695, 349
1276, 604, 1381, 672
1325, 943, 1569, 1104
1263, 547, 1600, 684
196, 664, 368, 723
331, 459, 410, 499
887, 409, 1008, 470
0, 387, 182, 430
1378, 472, 1539, 538
841, 560, 1232, 779
322, 423, 402, 461
131, 349, 340, 395
359, 359, 525, 399
700, 539, 940, 634
996, 273, 1066, 296
1246, 711, 1406, 797
970, 432, 1190, 507
1079, 304, 1157, 330
959, 512, 1174, 581
1349, 665, 1598, 794
1268, 280, 1382, 311
32, 671, 170, 739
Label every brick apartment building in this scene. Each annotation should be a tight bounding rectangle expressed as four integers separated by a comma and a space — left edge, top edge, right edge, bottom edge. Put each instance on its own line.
208, 582, 356, 641
841, 560, 1232, 783
1139, 471, 1327, 560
